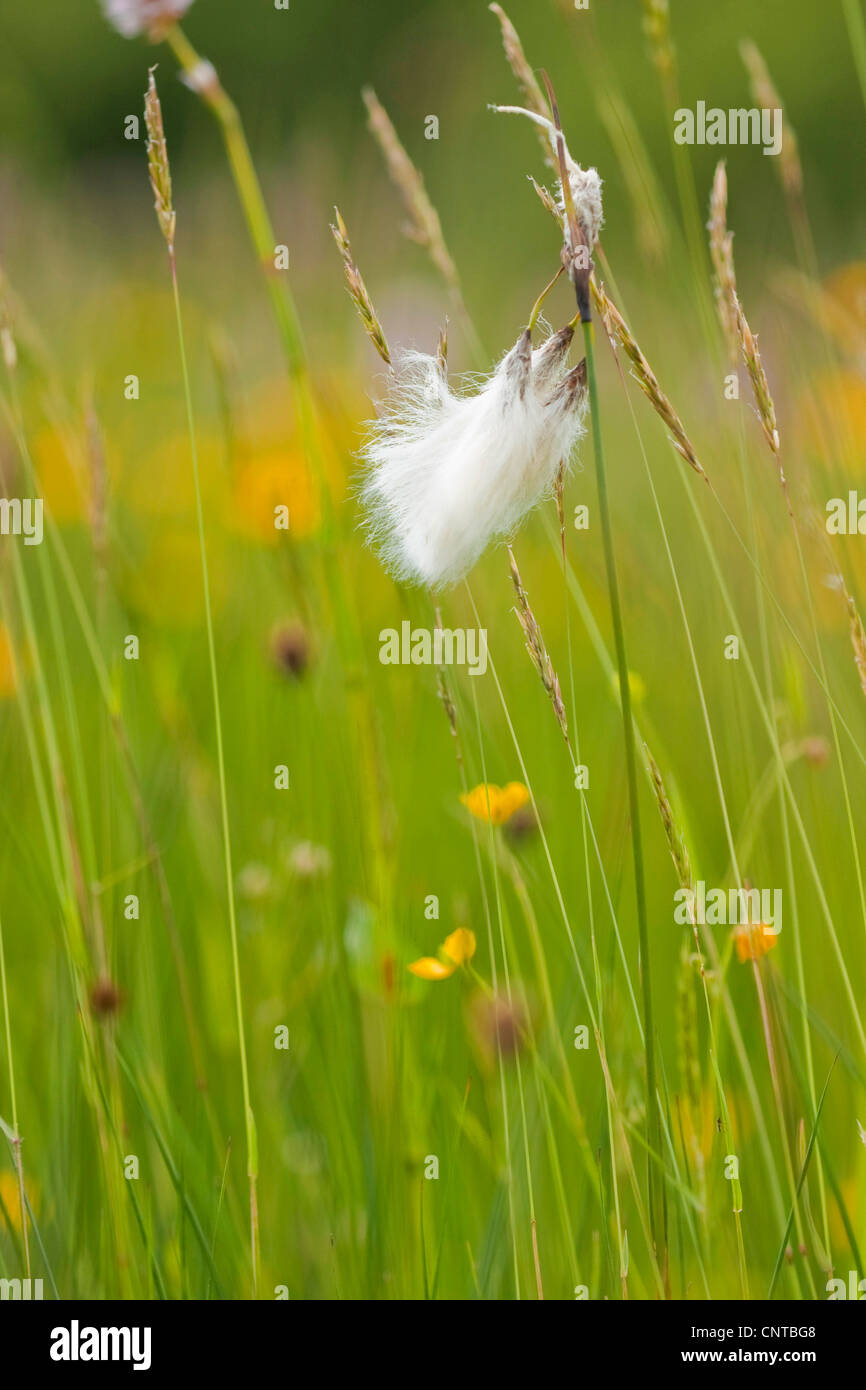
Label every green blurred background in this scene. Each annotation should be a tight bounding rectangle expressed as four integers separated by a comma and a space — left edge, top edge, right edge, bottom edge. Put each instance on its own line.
1, 0, 865, 1301
2, 0, 865, 363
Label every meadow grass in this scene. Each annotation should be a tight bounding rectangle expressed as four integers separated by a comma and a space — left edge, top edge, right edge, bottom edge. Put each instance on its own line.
0, 2, 864, 1301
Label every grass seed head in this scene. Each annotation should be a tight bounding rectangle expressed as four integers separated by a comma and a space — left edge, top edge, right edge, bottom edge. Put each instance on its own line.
740, 40, 803, 199
707, 161, 740, 365
641, 0, 675, 80
362, 87, 460, 293
508, 546, 570, 748
489, 5, 557, 173
645, 746, 693, 893
331, 207, 391, 366
144, 68, 176, 251
593, 279, 707, 480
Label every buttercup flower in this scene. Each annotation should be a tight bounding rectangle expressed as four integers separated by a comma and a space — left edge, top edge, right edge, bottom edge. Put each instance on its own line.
361, 326, 587, 587
101, 0, 194, 40
0, 1169, 39, 1231
734, 922, 779, 964
0, 625, 17, 700
409, 927, 477, 981
460, 782, 530, 826
231, 450, 320, 545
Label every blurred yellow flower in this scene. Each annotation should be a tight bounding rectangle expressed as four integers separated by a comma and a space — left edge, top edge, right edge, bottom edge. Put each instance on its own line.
823, 263, 866, 352
0, 625, 17, 700
798, 368, 866, 465
0, 1169, 38, 1231
231, 450, 320, 545
30, 426, 88, 524
409, 927, 476, 981
734, 922, 779, 964
460, 782, 529, 825
408, 956, 456, 981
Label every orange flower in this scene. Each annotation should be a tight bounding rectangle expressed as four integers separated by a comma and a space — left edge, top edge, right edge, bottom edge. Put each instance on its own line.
799, 368, 866, 461
409, 927, 476, 981
734, 922, 779, 964
231, 450, 320, 545
460, 782, 529, 826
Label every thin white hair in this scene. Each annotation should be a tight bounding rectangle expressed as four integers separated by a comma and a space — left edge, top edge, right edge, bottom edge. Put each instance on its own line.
360, 327, 587, 588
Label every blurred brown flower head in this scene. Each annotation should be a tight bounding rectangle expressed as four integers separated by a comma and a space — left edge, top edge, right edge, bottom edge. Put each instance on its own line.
90, 976, 126, 1020
467, 991, 528, 1068
270, 620, 311, 679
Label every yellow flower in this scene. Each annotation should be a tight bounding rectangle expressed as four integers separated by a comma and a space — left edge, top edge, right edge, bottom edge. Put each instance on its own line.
734, 922, 779, 964
30, 426, 88, 524
0, 625, 17, 700
409, 927, 476, 981
231, 450, 320, 545
0, 1169, 38, 1232
460, 782, 530, 826
798, 369, 866, 467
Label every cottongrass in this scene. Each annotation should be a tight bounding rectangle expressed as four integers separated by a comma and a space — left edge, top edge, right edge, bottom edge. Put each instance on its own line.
490, 104, 604, 256
360, 325, 587, 587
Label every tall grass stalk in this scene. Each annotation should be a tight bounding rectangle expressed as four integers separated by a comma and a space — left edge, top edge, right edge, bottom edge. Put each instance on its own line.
582, 320, 661, 1258
145, 70, 259, 1293
0, 906, 28, 1276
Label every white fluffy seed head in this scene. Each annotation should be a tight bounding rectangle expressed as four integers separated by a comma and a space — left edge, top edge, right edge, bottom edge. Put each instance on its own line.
491, 105, 604, 251
559, 163, 604, 254
359, 327, 588, 589
101, 0, 194, 39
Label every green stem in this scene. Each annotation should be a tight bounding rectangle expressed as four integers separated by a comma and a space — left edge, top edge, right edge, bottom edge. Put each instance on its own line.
168, 250, 260, 1295
842, 0, 866, 116
582, 317, 661, 1259
164, 29, 313, 425
0, 905, 29, 1276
